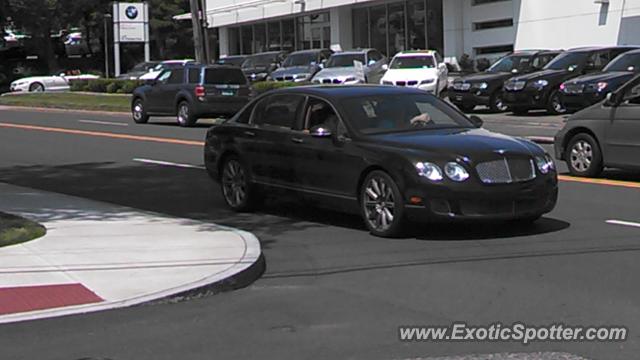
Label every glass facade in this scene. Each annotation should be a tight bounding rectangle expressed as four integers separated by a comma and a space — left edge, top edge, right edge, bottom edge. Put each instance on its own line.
352, 0, 443, 56
228, 12, 330, 55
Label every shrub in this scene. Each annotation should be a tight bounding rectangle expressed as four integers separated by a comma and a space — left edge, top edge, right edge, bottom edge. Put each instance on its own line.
106, 82, 121, 94
252, 81, 307, 95
118, 80, 143, 94
476, 58, 491, 72
69, 79, 143, 94
458, 54, 475, 73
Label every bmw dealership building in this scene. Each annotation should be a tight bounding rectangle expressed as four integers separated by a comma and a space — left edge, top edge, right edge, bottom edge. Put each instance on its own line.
185, 0, 640, 61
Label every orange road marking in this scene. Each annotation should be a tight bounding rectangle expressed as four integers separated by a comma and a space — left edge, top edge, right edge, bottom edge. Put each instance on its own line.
558, 175, 640, 189
0, 122, 204, 146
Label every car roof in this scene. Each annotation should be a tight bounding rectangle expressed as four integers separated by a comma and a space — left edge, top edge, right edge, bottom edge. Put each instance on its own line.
269, 84, 425, 100
394, 50, 437, 57
566, 46, 640, 53
338, 49, 373, 55
289, 49, 330, 55
248, 51, 286, 57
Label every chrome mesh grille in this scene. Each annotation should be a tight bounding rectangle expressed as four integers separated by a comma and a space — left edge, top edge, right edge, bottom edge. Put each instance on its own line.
505, 80, 526, 91
476, 158, 536, 184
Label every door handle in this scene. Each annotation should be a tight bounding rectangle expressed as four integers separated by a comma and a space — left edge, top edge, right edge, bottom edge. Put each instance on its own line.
244, 131, 256, 137
291, 137, 304, 144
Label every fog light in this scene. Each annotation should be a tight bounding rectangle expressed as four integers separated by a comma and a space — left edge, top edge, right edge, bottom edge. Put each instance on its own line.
410, 196, 423, 205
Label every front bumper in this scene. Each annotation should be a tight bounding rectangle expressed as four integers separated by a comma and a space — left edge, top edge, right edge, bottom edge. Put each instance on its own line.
404, 175, 558, 221
10, 83, 29, 92
450, 90, 491, 107
503, 88, 548, 109
560, 92, 604, 111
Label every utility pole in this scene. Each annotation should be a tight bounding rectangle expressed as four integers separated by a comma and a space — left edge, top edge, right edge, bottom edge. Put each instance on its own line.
104, 13, 112, 78
189, 0, 205, 63
201, 0, 210, 63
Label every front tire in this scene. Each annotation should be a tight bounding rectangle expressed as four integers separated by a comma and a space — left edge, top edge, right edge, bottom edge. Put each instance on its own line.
177, 101, 197, 127
547, 90, 567, 115
220, 156, 258, 212
29, 82, 44, 92
489, 91, 508, 112
565, 133, 603, 177
132, 98, 149, 124
360, 170, 406, 237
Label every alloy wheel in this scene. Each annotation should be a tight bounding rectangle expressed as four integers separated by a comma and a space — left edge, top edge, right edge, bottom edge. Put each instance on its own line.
570, 140, 593, 172
222, 160, 247, 208
177, 103, 189, 125
494, 94, 508, 112
551, 93, 566, 114
363, 176, 396, 232
133, 102, 144, 121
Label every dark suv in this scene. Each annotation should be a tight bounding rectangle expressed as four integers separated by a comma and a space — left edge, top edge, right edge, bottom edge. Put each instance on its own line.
131, 64, 252, 127
559, 49, 640, 112
450, 50, 560, 112
503, 46, 638, 115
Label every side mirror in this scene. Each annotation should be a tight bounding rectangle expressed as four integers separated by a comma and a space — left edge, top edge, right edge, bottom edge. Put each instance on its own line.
381, 64, 389, 71
469, 115, 483, 128
310, 125, 333, 138
511, 68, 519, 74
59, 72, 66, 77
604, 92, 618, 107
368, 59, 376, 66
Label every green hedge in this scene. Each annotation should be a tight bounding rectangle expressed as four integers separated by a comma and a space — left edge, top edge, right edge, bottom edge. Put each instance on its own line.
252, 81, 309, 94
70, 79, 144, 94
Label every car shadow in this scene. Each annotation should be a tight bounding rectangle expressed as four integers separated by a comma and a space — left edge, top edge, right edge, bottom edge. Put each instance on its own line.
145, 121, 214, 129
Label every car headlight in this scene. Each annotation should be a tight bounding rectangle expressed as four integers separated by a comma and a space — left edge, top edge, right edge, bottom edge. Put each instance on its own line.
535, 154, 555, 174
478, 82, 489, 90
530, 79, 549, 89
382, 80, 393, 85
595, 82, 608, 92
444, 162, 470, 182
420, 78, 435, 85
416, 162, 443, 181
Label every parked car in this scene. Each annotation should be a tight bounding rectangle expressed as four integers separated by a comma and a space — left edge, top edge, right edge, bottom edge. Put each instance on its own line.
311, 49, 388, 85
204, 85, 558, 237
139, 59, 195, 80
117, 61, 161, 80
554, 74, 640, 177
503, 46, 638, 115
380, 50, 449, 97
241, 51, 288, 82
450, 50, 560, 112
269, 49, 333, 82
559, 49, 640, 112
10, 71, 99, 92
131, 64, 252, 127
214, 55, 247, 67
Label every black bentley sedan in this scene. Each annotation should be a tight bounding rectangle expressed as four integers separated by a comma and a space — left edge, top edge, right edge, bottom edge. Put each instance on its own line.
205, 86, 558, 237
503, 46, 637, 115
555, 74, 640, 177
450, 50, 560, 113
560, 49, 640, 112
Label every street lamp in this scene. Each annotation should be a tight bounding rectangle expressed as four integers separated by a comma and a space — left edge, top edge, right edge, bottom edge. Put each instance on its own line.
104, 13, 112, 78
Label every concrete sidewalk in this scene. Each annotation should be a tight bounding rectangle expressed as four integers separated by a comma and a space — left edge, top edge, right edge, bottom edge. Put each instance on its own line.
0, 182, 261, 323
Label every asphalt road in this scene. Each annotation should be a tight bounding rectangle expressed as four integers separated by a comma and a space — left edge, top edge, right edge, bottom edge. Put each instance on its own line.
0, 107, 639, 360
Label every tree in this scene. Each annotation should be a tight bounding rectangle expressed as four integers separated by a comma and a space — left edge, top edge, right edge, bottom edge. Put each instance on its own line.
147, 0, 194, 60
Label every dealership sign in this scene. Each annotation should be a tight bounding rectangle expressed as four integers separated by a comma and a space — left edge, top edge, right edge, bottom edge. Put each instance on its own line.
112, 2, 150, 76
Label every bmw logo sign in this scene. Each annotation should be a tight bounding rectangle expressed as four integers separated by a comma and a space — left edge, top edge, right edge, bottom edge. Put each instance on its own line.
125, 6, 139, 20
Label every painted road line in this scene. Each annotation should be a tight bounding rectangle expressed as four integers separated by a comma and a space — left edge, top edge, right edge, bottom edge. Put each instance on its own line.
0, 122, 204, 146
78, 119, 129, 127
606, 220, 640, 228
133, 158, 205, 170
558, 175, 640, 189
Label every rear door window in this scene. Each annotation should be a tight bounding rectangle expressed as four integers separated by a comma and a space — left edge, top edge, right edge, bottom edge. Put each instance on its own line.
252, 95, 306, 129
205, 68, 247, 85
188, 68, 201, 83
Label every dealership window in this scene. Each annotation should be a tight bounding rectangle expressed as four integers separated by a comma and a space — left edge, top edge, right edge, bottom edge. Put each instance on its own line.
241, 26, 252, 54
296, 13, 330, 50
228, 27, 240, 55
267, 21, 281, 51
473, 18, 513, 31
254, 23, 267, 53
475, 44, 514, 55
352, 0, 443, 57
282, 19, 295, 51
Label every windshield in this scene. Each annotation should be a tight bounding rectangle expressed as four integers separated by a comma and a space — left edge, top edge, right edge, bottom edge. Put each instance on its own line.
131, 63, 156, 72
341, 94, 472, 135
282, 53, 317, 67
216, 57, 245, 67
603, 53, 640, 72
242, 54, 276, 69
326, 54, 365, 68
389, 56, 436, 69
544, 52, 589, 70
488, 55, 531, 73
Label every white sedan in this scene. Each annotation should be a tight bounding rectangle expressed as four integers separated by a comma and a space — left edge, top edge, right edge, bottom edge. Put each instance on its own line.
10, 72, 100, 93
380, 50, 448, 96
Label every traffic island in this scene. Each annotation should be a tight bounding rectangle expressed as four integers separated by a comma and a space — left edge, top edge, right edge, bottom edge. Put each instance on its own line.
0, 212, 46, 247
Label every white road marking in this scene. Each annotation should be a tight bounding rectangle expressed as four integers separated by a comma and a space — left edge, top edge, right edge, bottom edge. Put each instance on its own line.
606, 220, 640, 228
78, 119, 129, 127
132, 158, 205, 170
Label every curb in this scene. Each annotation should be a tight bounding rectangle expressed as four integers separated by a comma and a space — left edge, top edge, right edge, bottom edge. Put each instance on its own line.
526, 136, 554, 145
0, 105, 130, 116
0, 185, 263, 324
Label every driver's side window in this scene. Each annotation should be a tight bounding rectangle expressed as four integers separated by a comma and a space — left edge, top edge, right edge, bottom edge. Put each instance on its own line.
623, 83, 640, 105
156, 70, 172, 84
304, 98, 349, 138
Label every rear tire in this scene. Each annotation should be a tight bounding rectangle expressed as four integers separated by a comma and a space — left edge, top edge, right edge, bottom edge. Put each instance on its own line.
132, 98, 149, 124
177, 101, 197, 127
565, 133, 603, 177
220, 156, 260, 212
360, 170, 406, 238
